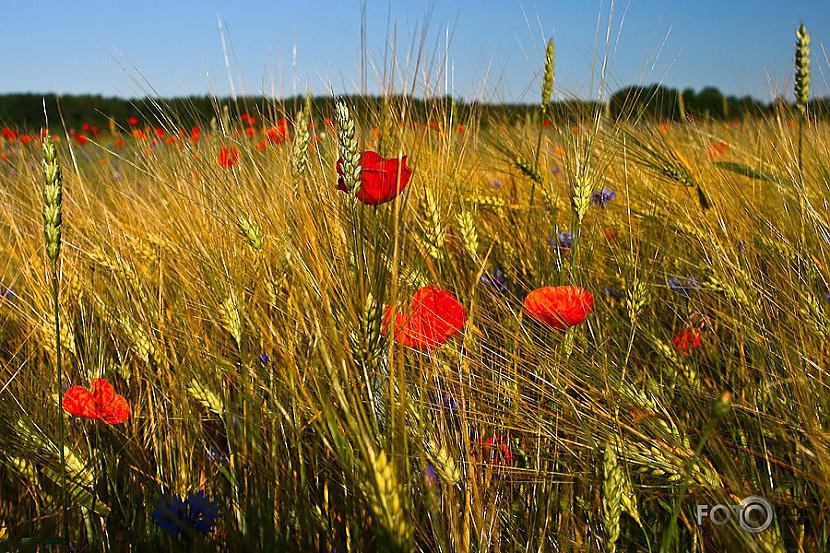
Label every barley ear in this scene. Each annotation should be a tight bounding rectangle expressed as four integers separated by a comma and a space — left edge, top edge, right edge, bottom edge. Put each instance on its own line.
42, 131, 70, 543
603, 445, 623, 553
795, 23, 811, 116
335, 101, 361, 198
541, 38, 555, 115
42, 136, 63, 263
236, 214, 264, 252
291, 107, 311, 180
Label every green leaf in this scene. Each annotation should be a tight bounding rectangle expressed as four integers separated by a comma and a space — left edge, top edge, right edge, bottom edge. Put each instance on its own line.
712, 161, 783, 183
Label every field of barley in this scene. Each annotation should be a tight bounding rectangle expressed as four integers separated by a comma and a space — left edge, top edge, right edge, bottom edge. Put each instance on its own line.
1, 26, 830, 553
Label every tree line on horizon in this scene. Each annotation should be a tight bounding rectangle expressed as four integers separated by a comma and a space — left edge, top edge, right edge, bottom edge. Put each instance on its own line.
0, 85, 828, 130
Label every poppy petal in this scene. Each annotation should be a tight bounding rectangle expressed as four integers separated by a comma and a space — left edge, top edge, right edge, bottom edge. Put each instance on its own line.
100, 395, 131, 424
383, 286, 466, 350
524, 286, 594, 330
63, 386, 100, 419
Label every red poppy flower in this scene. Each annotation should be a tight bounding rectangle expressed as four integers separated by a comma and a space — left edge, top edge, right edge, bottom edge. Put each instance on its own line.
218, 146, 239, 168
336, 151, 413, 205
63, 378, 130, 424
128, 117, 139, 126
523, 285, 594, 330
82, 123, 90, 132
382, 286, 466, 350
75, 134, 89, 146
706, 141, 729, 159
114, 138, 125, 149
673, 328, 702, 354
479, 435, 512, 466
155, 127, 165, 138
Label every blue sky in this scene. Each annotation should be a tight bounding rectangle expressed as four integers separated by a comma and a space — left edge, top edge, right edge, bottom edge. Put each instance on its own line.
3, 1, 829, 102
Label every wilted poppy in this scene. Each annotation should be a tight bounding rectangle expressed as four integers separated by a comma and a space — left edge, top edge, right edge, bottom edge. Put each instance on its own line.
523, 285, 594, 330
218, 146, 239, 168
382, 286, 466, 350
336, 151, 413, 205
63, 378, 130, 424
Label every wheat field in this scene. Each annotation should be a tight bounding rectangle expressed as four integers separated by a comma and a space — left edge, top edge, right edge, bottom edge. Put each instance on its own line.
0, 25, 829, 553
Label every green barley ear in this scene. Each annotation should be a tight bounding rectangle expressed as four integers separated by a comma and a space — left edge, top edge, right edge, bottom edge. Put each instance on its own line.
335, 101, 361, 198
349, 293, 382, 368
42, 136, 63, 263
626, 279, 649, 324
513, 153, 543, 185
571, 179, 592, 224
602, 445, 623, 553
456, 209, 479, 259
291, 108, 311, 180
368, 449, 408, 548
220, 293, 243, 348
187, 379, 225, 417
541, 38, 555, 115
424, 435, 462, 484
419, 188, 445, 260
304, 92, 313, 120
236, 214, 263, 252
795, 23, 811, 116
42, 131, 70, 543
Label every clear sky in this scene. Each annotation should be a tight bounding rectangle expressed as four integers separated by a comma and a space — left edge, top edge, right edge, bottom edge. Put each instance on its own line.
4, 1, 829, 102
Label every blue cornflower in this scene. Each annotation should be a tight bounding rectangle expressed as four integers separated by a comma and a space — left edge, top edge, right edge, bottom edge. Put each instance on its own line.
824, 290, 830, 303
206, 448, 229, 466
259, 352, 270, 364
480, 267, 508, 293
489, 179, 504, 190
546, 232, 572, 250
0, 286, 13, 299
668, 275, 699, 297
425, 464, 439, 486
151, 491, 220, 540
591, 187, 617, 207
737, 240, 746, 253
604, 285, 623, 301
436, 392, 458, 412
550, 166, 563, 174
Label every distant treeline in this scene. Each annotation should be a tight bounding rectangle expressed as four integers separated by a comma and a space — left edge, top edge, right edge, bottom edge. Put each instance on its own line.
0, 86, 828, 130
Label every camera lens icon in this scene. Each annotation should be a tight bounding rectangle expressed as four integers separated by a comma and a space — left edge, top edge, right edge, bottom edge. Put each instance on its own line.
737, 496, 773, 534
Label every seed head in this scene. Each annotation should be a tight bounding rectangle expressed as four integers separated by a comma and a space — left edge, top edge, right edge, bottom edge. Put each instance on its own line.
795, 23, 811, 115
